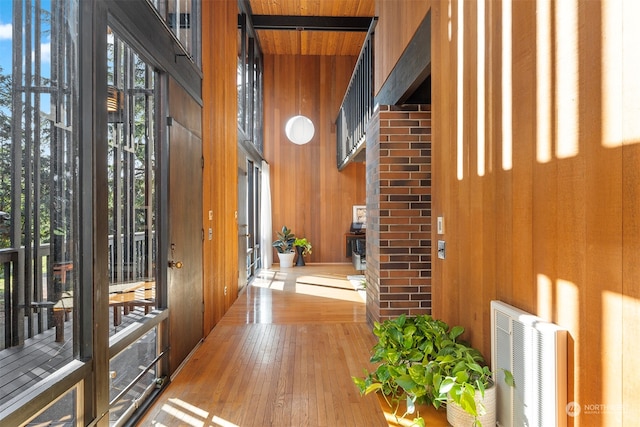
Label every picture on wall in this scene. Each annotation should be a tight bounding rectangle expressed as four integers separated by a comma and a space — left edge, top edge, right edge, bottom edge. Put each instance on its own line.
353, 205, 366, 227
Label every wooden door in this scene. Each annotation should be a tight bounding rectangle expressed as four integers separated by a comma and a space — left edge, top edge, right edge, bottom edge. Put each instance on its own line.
168, 80, 203, 373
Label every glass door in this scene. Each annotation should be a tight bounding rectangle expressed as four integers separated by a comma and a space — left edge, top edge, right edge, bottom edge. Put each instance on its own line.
238, 154, 248, 291
247, 160, 261, 280
106, 28, 160, 425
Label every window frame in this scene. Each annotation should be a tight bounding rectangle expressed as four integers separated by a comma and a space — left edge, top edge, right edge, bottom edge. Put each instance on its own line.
0, 0, 200, 424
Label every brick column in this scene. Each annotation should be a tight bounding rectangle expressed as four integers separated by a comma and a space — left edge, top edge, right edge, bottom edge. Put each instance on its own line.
365, 105, 432, 325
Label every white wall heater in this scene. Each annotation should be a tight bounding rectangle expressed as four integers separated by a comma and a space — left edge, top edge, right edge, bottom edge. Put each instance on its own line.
491, 300, 568, 427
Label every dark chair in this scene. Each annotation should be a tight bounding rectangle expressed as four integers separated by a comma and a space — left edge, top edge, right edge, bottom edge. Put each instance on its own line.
352, 238, 366, 270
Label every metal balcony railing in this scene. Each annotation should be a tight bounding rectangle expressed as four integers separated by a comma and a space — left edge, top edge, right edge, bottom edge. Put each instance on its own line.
336, 18, 377, 170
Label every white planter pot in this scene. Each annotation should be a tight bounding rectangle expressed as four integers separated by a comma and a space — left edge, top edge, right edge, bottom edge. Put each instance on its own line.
446, 384, 496, 427
277, 252, 295, 268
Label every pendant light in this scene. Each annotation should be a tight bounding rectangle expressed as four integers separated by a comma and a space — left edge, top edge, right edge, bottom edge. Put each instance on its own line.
286, 115, 314, 145
285, 28, 314, 145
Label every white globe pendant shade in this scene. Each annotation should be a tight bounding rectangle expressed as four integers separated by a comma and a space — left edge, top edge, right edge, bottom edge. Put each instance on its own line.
285, 115, 315, 145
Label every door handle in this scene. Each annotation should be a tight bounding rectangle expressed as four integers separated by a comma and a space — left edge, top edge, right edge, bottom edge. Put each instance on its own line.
169, 243, 182, 268
168, 260, 183, 269
241, 233, 251, 238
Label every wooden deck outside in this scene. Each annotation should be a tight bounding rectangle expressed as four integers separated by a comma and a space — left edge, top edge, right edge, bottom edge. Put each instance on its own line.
0, 300, 153, 408
138, 265, 388, 427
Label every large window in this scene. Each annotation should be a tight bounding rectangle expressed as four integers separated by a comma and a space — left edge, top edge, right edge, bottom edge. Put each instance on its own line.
149, 0, 201, 67
237, 5, 265, 282
0, 0, 80, 405
107, 29, 157, 287
0, 1, 198, 424
237, 9, 264, 151
252, 43, 264, 153
237, 13, 248, 134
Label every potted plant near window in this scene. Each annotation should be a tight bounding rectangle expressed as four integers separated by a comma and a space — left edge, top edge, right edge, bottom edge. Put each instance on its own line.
272, 226, 296, 268
294, 237, 312, 266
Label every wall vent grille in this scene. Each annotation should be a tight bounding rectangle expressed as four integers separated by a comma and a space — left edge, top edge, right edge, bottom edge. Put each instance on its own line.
491, 300, 568, 427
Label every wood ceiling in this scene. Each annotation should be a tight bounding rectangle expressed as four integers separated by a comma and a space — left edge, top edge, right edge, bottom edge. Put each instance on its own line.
248, 0, 375, 56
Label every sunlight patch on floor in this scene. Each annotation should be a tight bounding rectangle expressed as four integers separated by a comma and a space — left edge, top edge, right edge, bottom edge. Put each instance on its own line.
252, 278, 285, 291
252, 268, 366, 302
158, 401, 205, 426
211, 415, 240, 427
270, 281, 285, 290
294, 282, 363, 303
296, 274, 355, 290
252, 270, 286, 290
250, 277, 272, 288
155, 399, 241, 427
168, 398, 209, 419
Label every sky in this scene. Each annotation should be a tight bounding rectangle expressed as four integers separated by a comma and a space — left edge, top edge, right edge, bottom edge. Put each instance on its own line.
0, 0, 54, 116
0, 0, 52, 75
0, 1, 12, 74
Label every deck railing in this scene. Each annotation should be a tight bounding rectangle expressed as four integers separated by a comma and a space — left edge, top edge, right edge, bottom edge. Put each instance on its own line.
108, 232, 156, 284
336, 18, 377, 170
0, 232, 154, 350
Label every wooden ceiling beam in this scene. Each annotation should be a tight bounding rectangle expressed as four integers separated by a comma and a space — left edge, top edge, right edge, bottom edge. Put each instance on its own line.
251, 15, 373, 32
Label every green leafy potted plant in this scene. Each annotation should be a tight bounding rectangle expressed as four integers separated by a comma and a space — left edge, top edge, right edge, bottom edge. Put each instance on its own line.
352, 314, 455, 426
425, 337, 514, 427
293, 237, 312, 266
352, 314, 513, 427
272, 226, 296, 267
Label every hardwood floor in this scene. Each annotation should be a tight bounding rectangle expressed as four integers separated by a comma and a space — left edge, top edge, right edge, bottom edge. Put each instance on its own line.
138, 264, 386, 427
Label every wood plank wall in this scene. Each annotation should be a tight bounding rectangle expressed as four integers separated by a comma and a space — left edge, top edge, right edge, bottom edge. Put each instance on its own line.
428, 1, 640, 425
374, 0, 430, 96
202, 0, 239, 334
263, 54, 366, 263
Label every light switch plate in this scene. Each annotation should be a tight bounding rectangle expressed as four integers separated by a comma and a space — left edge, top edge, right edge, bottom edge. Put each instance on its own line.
437, 240, 446, 259
437, 216, 445, 234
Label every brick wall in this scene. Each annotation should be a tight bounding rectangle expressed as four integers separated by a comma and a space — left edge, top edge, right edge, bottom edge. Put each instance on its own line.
365, 105, 432, 325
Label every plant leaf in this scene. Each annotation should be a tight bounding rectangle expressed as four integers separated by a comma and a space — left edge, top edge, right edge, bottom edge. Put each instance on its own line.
439, 377, 455, 394
407, 349, 424, 362
404, 324, 417, 336
396, 314, 407, 327
503, 369, 515, 387
476, 378, 486, 396
364, 382, 383, 395
459, 387, 478, 416
449, 325, 465, 340
455, 370, 469, 384
467, 362, 485, 375
406, 395, 416, 414
395, 375, 418, 391
352, 376, 365, 391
